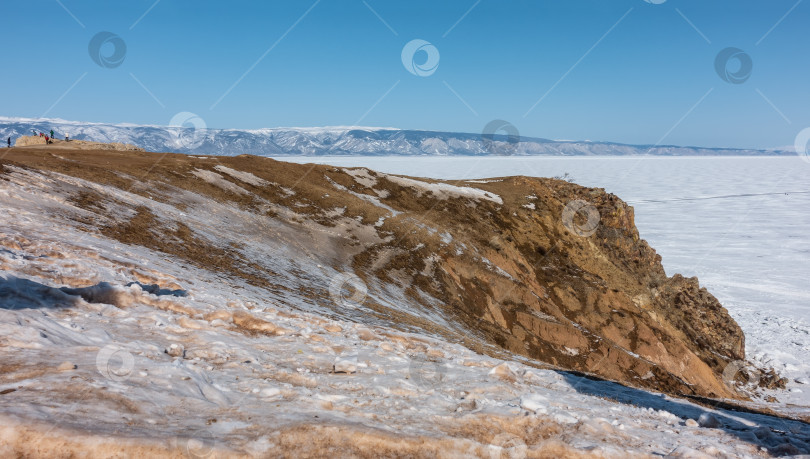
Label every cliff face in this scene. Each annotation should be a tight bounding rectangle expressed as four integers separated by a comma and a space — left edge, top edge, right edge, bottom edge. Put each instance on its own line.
343, 174, 746, 399
1, 147, 747, 399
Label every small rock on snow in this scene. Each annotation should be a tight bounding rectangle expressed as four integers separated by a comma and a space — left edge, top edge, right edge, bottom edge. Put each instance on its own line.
489, 362, 518, 382
456, 399, 477, 412
334, 356, 357, 374
519, 394, 548, 414
697, 413, 721, 428
57, 362, 77, 371
166, 343, 185, 358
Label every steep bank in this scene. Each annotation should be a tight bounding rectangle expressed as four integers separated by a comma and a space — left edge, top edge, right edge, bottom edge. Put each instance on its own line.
1, 147, 806, 457
0, 147, 763, 400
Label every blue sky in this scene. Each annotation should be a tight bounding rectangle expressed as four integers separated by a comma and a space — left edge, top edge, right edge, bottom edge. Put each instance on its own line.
3, 0, 808, 149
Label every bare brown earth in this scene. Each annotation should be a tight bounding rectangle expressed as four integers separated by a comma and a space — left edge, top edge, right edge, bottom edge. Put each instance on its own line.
0, 146, 773, 401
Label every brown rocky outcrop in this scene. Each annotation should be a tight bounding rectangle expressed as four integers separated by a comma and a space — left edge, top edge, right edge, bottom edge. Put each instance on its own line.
0, 148, 752, 399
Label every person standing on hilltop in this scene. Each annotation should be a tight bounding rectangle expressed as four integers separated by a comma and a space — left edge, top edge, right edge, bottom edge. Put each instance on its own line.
7, 137, 10, 148
50, 129, 54, 139
45, 135, 50, 144
65, 132, 69, 142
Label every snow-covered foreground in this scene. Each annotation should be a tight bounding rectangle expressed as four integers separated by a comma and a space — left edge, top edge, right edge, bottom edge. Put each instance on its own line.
1, 158, 810, 457
278, 156, 810, 412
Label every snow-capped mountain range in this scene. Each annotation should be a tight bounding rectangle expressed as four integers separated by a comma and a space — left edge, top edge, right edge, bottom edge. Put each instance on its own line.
0, 116, 789, 156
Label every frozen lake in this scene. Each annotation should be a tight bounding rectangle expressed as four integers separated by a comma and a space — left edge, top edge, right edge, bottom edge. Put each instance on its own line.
276, 155, 810, 393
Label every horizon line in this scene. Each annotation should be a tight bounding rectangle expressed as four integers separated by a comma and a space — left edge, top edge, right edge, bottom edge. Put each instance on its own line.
0, 115, 793, 153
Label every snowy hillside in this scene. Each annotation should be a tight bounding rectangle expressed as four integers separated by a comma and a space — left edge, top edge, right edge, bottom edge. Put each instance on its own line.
0, 116, 788, 157
1, 147, 809, 457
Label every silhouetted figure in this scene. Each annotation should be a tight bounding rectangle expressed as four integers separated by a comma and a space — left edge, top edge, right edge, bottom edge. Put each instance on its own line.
7, 137, 10, 148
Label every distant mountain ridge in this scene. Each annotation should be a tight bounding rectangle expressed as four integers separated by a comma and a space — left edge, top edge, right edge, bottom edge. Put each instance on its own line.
0, 116, 789, 157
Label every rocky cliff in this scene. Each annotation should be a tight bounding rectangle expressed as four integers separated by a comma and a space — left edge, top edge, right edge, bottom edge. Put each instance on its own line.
0, 147, 752, 400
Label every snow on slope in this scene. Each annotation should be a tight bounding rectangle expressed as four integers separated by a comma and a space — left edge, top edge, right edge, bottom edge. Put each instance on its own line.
0, 116, 789, 157
383, 175, 504, 204
1, 164, 810, 457
277, 155, 810, 416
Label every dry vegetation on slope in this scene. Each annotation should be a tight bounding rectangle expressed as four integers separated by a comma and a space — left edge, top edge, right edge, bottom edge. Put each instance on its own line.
0, 147, 779, 402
